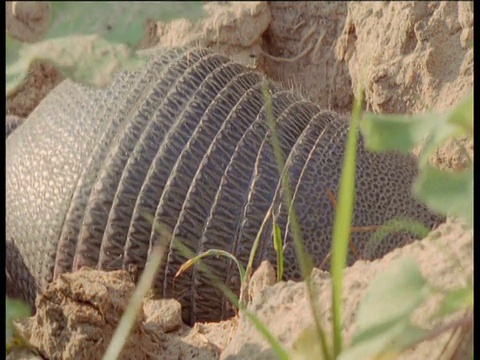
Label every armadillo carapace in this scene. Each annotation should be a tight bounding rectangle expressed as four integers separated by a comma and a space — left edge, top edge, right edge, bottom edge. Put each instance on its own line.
6, 47, 442, 324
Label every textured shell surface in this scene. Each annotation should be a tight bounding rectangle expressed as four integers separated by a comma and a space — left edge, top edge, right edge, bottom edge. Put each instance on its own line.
6, 47, 442, 324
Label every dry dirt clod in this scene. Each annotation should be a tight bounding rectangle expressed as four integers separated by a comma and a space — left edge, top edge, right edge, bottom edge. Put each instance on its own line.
155, 1, 271, 69
143, 298, 183, 333
13, 269, 163, 360
6, 1, 51, 43
6, 60, 64, 118
247, 260, 276, 302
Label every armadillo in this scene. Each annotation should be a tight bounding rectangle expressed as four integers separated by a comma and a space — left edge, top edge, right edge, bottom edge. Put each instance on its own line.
6, 47, 442, 324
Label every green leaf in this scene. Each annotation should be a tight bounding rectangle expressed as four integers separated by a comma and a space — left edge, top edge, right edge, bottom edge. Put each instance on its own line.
339, 258, 430, 360
290, 327, 330, 360
6, 297, 31, 344
416, 118, 461, 167
360, 112, 438, 154
360, 91, 472, 167
356, 258, 430, 332
445, 92, 473, 136
6, 35, 25, 94
7, 34, 146, 93
435, 284, 473, 318
6, 2, 205, 94
340, 321, 426, 360
46, 2, 205, 46
413, 165, 473, 226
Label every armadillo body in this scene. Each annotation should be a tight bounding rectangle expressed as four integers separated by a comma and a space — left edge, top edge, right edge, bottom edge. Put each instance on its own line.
6, 47, 441, 324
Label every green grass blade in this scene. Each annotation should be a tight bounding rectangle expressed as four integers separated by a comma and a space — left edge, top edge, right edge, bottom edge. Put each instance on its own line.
245, 208, 271, 285
330, 88, 364, 356
260, 81, 313, 279
173, 238, 290, 360
176, 249, 246, 284
261, 81, 331, 360
273, 221, 284, 282
147, 219, 289, 359
243, 310, 290, 360
364, 217, 431, 258
103, 244, 165, 360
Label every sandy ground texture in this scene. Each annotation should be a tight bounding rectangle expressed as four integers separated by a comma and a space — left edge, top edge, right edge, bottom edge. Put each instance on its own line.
7, 1, 473, 359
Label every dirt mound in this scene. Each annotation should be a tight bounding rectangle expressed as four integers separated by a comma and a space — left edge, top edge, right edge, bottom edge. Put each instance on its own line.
221, 219, 473, 359
11, 269, 230, 360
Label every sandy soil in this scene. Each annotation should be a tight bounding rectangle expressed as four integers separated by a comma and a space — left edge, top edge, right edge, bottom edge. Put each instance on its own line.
7, 2, 473, 359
